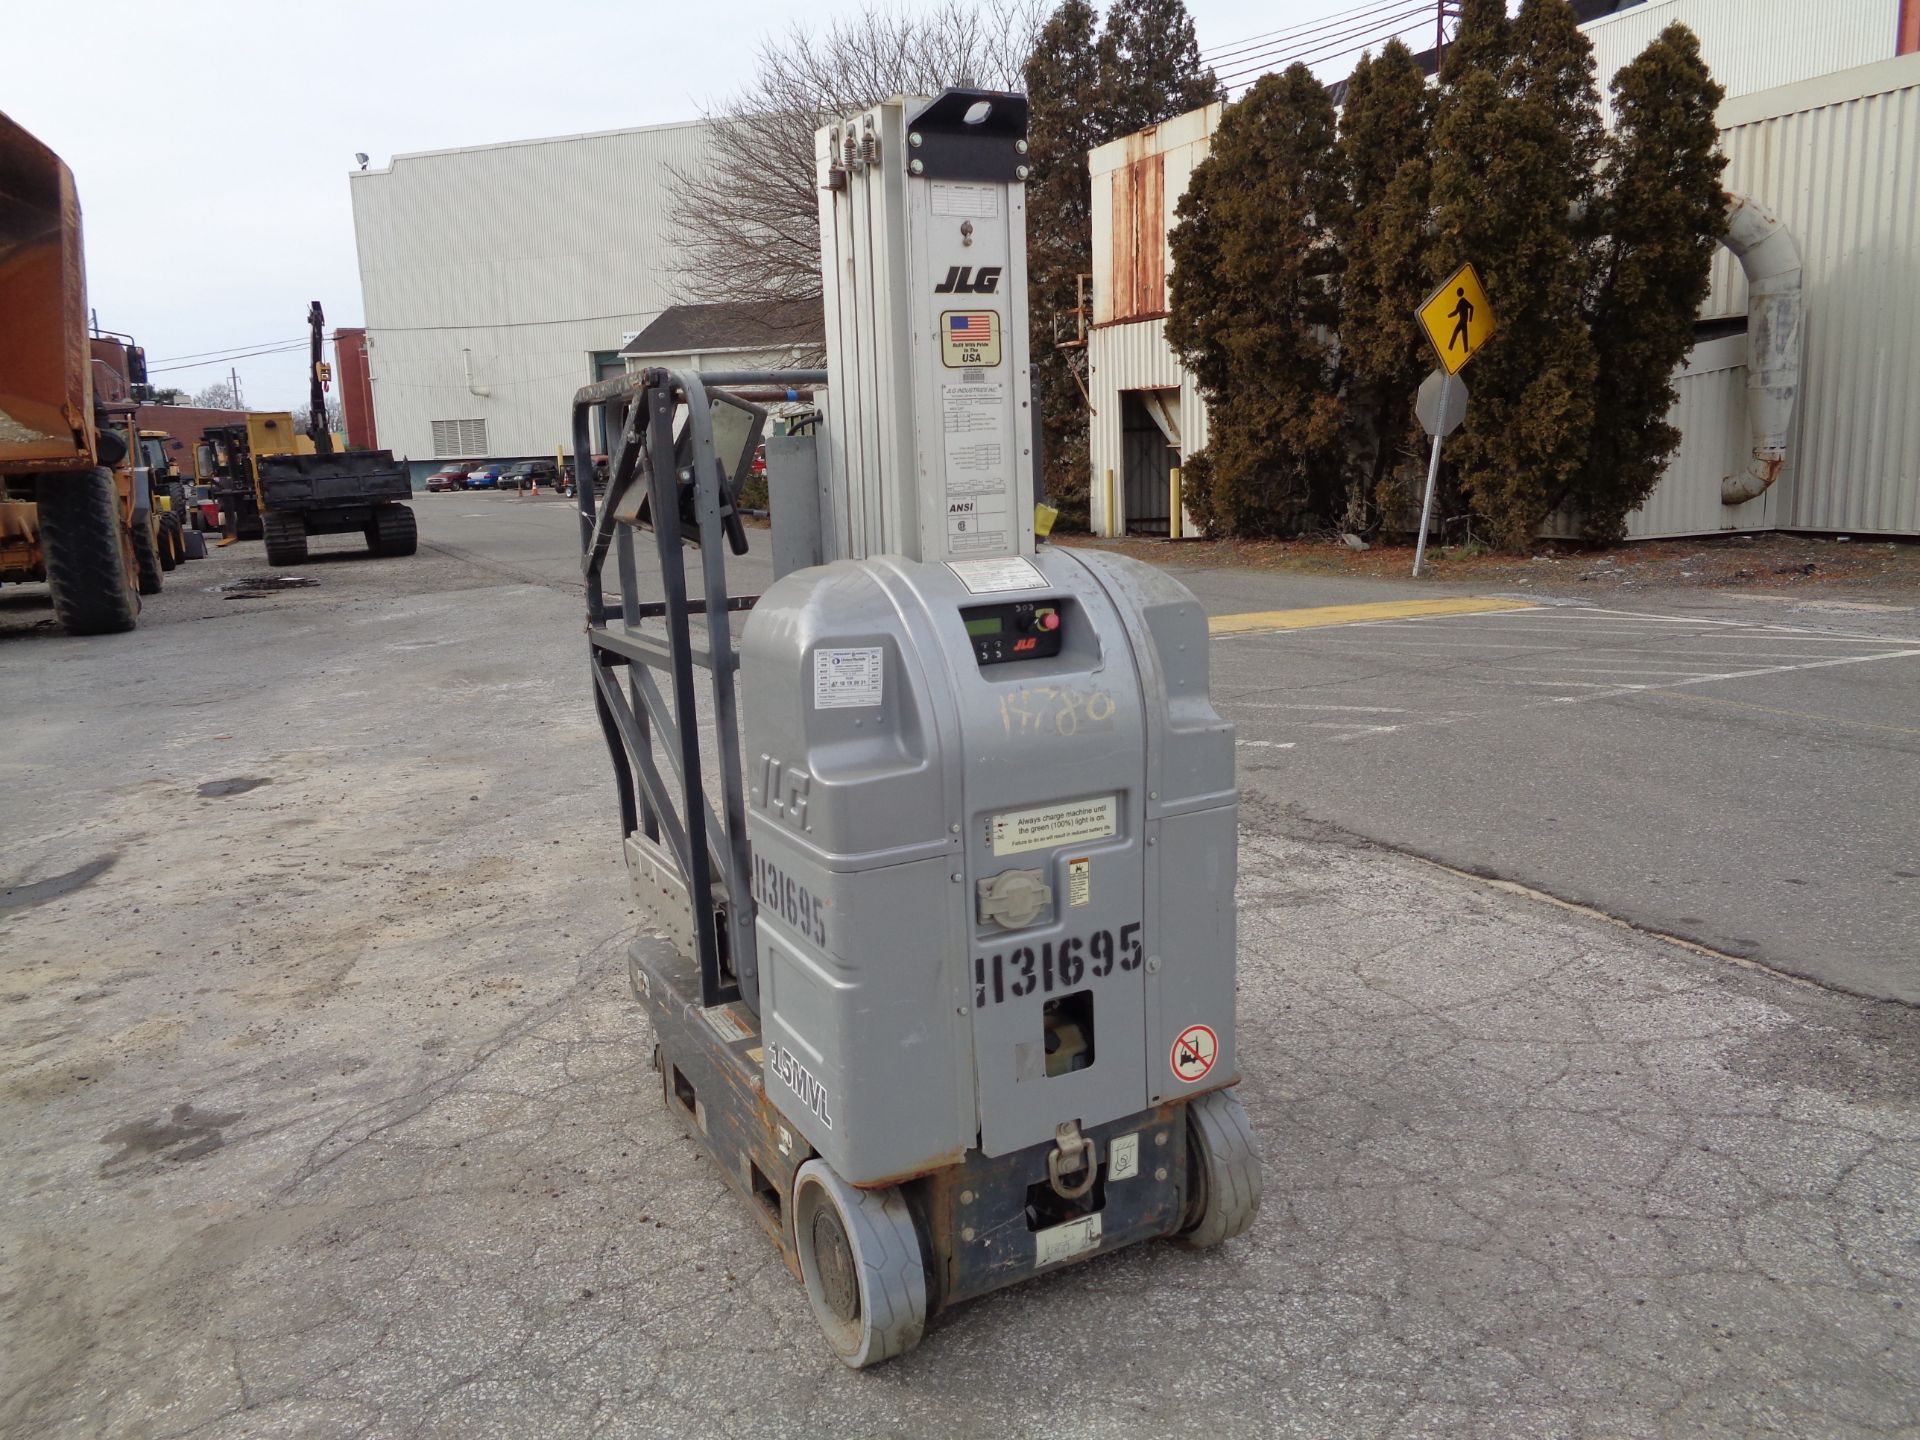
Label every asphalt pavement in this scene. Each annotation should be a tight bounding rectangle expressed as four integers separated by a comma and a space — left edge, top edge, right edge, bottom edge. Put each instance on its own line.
1, 496, 1915, 1439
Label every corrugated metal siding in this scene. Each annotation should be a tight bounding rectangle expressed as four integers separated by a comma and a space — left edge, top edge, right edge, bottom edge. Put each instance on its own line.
1088, 317, 1210, 534
1107, 150, 1166, 322
348, 121, 712, 460
1584, 0, 1895, 107
1623, 54, 1920, 536
1725, 61, 1920, 533
1089, 104, 1220, 328
1545, 335, 1780, 537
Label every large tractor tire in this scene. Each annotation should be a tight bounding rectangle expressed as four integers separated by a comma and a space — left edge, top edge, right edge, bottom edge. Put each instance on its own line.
132, 514, 164, 595
35, 468, 139, 636
262, 511, 309, 568
367, 503, 418, 557
156, 515, 179, 572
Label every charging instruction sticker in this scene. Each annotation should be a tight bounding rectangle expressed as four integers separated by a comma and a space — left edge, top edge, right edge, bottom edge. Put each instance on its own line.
989, 795, 1117, 856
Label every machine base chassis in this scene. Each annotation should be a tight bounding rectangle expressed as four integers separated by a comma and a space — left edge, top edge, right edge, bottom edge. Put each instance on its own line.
629, 936, 1201, 1317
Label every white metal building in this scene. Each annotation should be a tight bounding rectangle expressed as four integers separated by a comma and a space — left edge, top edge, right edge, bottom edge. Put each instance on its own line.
1088, 0, 1920, 539
348, 119, 711, 466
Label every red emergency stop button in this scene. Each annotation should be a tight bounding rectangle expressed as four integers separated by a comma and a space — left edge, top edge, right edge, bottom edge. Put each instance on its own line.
1039, 610, 1060, 632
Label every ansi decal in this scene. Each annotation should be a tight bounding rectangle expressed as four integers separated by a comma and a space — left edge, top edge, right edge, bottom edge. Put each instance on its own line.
770, 1043, 834, 1129
973, 922, 1142, 1006
934, 265, 1002, 294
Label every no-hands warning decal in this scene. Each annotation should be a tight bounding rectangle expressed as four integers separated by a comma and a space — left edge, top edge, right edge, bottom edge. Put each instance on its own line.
1170, 1024, 1218, 1084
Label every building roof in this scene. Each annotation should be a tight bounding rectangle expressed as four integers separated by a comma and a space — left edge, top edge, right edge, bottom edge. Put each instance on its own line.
619, 299, 824, 358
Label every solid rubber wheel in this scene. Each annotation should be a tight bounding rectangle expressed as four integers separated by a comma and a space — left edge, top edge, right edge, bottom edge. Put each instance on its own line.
35, 469, 138, 635
792, 1159, 927, 1368
368, 503, 417, 557
133, 514, 164, 594
1174, 1088, 1263, 1250
262, 512, 308, 567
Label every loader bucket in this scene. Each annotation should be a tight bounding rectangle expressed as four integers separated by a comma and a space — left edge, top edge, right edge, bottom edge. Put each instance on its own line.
0, 110, 90, 467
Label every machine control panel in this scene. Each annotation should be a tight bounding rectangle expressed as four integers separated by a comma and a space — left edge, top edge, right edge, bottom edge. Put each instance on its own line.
962, 600, 1064, 666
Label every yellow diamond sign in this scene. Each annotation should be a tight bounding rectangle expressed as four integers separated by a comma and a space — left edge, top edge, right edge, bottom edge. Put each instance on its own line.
1418, 262, 1496, 375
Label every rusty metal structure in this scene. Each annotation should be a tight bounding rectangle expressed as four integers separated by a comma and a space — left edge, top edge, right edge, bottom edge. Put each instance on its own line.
1, 112, 148, 634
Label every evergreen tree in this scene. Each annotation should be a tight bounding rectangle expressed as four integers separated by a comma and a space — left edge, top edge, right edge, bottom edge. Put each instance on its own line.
1439, 0, 1512, 85
1571, 22, 1727, 536
1024, 0, 1215, 528
1097, 0, 1222, 136
1334, 39, 1434, 527
1167, 65, 1344, 536
1429, 0, 1602, 548
1024, 0, 1104, 527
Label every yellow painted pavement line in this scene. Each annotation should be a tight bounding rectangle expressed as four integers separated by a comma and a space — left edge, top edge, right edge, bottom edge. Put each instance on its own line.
1208, 596, 1537, 637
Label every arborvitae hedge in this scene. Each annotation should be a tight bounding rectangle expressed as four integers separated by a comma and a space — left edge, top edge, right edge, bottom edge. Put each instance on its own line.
1162, 1, 1728, 547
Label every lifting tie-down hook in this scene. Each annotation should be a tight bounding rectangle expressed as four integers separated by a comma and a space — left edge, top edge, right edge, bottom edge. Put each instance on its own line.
1047, 1120, 1097, 1200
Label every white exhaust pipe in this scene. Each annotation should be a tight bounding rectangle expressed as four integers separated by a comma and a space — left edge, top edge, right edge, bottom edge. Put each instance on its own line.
1719, 195, 1802, 505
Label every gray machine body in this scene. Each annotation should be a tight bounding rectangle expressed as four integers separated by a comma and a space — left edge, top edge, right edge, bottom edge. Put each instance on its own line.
740, 546, 1236, 1185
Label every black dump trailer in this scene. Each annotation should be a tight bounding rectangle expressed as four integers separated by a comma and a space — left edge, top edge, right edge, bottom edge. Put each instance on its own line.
256, 448, 416, 565
256, 299, 418, 567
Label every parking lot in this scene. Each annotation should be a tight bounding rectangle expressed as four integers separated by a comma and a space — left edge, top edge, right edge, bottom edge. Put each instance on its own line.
2, 499, 1916, 1438
1204, 597, 1920, 1003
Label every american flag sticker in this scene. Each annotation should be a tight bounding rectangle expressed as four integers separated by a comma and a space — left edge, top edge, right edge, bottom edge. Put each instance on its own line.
941, 310, 1002, 367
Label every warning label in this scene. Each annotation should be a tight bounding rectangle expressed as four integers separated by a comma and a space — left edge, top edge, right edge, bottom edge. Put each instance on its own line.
1034, 1212, 1102, 1268
1067, 857, 1091, 907
812, 647, 884, 709
989, 795, 1117, 857
941, 382, 1011, 556
1108, 1132, 1139, 1182
1170, 1024, 1219, 1084
946, 554, 1045, 594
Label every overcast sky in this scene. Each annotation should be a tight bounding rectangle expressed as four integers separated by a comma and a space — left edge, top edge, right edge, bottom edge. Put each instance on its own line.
7, 0, 1437, 412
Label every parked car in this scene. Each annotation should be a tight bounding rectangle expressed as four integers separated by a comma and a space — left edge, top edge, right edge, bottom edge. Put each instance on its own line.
425, 465, 471, 492
502, 458, 560, 492
464, 465, 506, 489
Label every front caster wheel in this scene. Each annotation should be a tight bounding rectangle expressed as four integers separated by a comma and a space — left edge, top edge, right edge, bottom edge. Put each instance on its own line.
792, 1159, 927, 1368
1174, 1088, 1263, 1249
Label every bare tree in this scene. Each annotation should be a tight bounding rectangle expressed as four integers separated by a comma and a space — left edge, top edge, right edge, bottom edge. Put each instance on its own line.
671, 0, 1046, 339
190, 381, 241, 410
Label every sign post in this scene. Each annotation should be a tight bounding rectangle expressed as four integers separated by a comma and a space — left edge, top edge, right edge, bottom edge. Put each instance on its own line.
1412, 262, 1495, 577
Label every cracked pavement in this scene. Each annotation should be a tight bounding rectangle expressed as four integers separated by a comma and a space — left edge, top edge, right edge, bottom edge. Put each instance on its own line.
1, 503, 1915, 1438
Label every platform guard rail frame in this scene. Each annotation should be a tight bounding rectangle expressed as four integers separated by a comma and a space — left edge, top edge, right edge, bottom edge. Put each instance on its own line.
573, 366, 826, 1014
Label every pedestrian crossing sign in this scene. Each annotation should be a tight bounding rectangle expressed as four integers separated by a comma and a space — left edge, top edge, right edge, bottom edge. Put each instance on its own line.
1418, 263, 1496, 375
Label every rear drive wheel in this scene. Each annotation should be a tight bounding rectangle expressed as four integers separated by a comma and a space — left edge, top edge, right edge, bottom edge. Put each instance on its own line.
793, 1159, 927, 1368
132, 514, 164, 595
1174, 1088, 1263, 1249
262, 512, 308, 567
35, 468, 138, 635
368, 503, 417, 558
156, 516, 178, 572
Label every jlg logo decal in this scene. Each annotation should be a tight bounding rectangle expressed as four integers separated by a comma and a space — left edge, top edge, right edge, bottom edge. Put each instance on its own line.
934, 265, 1002, 294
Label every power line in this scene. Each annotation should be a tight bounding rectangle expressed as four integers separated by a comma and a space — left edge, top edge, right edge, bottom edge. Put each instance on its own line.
1202, 0, 1419, 66
148, 341, 311, 375
148, 336, 305, 364
1215, 7, 1433, 86
365, 307, 668, 333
